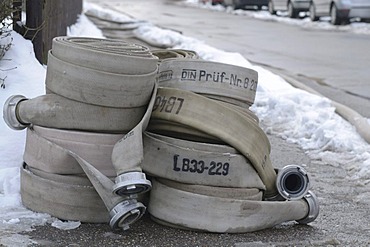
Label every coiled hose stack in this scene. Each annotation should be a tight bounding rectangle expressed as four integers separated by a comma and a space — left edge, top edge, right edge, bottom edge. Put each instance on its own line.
3, 36, 319, 232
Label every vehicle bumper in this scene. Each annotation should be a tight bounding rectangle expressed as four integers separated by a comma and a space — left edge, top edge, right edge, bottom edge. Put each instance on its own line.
293, 1, 310, 10
349, 6, 370, 18
239, 0, 269, 6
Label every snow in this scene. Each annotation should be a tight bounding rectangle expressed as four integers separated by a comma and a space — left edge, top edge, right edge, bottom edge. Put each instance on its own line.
0, 0, 369, 245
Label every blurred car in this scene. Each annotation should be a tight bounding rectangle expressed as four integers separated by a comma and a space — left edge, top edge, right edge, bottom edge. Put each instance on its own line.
268, 0, 311, 18
223, 0, 269, 10
309, 0, 370, 25
201, 0, 224, 5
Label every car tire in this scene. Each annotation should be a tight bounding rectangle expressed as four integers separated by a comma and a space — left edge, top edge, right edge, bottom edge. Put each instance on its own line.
309, 3, 319, 21
268, 0, 276, 14
288, 1, 298, 18
330, 4, 347, 25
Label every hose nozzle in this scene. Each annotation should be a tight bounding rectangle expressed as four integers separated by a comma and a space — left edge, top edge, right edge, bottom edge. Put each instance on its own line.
113, 171, 152, 196
297, 190, 320, 224
3, 95, 28, 130
109, 199, 146, 231
276, 165, 310, 200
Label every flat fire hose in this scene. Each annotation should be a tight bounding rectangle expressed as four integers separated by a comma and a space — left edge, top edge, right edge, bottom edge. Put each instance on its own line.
16, 93, 146, 133
148, 178, 314, 233
3, 38, 319, 232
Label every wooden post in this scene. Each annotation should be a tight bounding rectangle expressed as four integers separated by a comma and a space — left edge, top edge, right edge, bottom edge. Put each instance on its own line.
42, 0, 82, 63
12, 0, 23, 33
14, 0, 82, 64
25, 0, 44, 63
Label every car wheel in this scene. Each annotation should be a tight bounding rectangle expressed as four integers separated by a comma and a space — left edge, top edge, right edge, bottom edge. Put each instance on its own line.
330, 4, 347, 25
288, 1, 298, 18
309, 3, 319, 21
268, 0, 276, 14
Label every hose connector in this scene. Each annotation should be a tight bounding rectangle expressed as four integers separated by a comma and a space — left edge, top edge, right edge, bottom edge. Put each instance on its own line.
113, 171, 152, 196
276, 165, 310, 200
3, 95, 28, 130
109, 199, 146, 230
297, 190, 320, 224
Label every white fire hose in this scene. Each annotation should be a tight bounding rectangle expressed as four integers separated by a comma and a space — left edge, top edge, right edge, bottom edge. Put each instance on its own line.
2, 37, 319, 232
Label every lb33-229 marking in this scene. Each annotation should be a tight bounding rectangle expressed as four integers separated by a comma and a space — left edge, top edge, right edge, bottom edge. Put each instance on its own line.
173, 154, 229, 176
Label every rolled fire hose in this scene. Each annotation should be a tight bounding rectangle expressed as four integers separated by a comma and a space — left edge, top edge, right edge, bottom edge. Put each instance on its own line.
51, 37, 157, 75
5, 88, 317, 231
147, 86, 311, 201
4, 37, 317, 232
20, 163, 109, 223
2, 37, 159, 229
149, 87, 278, 198
151, 49, 199, 61
141, 132, 266, 189
23, 125, 121, 176
46, 37, 158, 108
45, 51, 156, 108
21, 126, 148, 229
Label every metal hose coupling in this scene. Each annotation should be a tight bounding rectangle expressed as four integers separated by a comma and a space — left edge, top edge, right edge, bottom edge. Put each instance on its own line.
71, 153, 147, 230
275, 165, 310, 200
112, 171, 152, 196
109, 198, 146, 231
3, 95, 28, 130
297, 190, 320, 224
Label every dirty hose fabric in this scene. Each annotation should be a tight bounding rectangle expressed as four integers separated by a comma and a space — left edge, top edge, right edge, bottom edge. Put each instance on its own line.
4, 37, 318, 232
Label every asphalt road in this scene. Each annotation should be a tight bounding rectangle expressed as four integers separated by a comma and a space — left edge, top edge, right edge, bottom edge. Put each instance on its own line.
11, 1, 370, 246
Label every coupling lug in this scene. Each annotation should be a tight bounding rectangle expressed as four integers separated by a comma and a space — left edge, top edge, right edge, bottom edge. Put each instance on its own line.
3, 95, 28, 130
109, 199, 146, 230
113, 171, 152, 196
297, 190, 320, 224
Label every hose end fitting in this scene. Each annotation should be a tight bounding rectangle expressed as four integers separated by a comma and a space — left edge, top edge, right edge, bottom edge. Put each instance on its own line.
113, 172, 152, 196
276, 165, 310, 200
3, 95, 28, 130
297, 190, 320, 224
109, 199, 146, 230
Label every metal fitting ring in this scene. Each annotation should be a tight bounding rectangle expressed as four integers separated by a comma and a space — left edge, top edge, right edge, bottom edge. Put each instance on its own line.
109, 199, 146, 230
113, 172, 152, 196
3, 95, 28, 130
297, 190, 320, 224
276, 165, 310, 200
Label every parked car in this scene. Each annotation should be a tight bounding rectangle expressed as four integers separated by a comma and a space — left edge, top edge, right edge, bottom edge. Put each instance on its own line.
223, 0, 269, 10
201, 0, 224, 5
309, 0, 370, 25
268, 0, 311, 18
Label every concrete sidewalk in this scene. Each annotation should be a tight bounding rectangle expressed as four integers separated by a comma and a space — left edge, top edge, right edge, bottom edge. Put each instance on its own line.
16, 1, 370, 246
